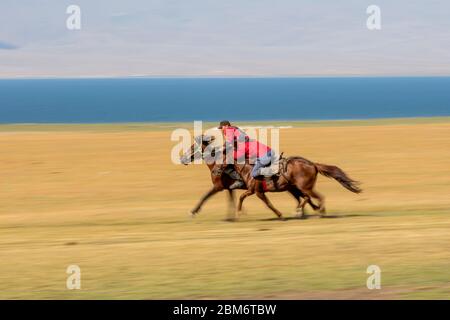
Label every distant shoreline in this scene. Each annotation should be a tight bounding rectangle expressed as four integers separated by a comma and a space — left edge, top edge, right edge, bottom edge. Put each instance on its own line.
1, 116, 449, 132
2, 75, 450, 80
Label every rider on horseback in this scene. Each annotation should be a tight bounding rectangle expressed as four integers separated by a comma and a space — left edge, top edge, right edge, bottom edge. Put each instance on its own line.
218, 120, 278, 189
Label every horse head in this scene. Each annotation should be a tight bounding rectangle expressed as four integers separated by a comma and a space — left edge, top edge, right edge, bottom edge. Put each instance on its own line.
180, 134, 215, 165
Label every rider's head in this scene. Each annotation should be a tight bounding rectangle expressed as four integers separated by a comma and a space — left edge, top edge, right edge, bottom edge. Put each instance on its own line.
218, 120, 231, 132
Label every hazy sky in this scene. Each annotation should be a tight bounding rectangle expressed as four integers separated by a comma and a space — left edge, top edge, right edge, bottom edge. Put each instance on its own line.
1, 0, 450, 77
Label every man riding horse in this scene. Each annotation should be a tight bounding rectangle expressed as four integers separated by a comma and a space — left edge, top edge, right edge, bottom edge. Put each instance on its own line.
180, 125, 361, 220
218, 120, 279, 189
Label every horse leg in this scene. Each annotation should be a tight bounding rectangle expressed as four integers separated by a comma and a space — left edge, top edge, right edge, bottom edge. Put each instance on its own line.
307, 198, 320, 211
294, 174, 325, 215
256, 192, 284, 219
289, 189, 302, 214
288, 189, 304, 218
289, 188, 318, 218
235, 189, 254, 220
227, 189, 236, 216
191, 187, 220, 216
304, 189, 326, 216
298, 197, 310, 218
300, 196, 322, 216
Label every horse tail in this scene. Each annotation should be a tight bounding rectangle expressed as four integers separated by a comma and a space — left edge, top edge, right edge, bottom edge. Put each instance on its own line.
315, 163, 362, 194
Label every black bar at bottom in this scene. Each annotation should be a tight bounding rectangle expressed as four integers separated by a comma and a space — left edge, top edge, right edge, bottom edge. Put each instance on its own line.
1, 300, 447, 319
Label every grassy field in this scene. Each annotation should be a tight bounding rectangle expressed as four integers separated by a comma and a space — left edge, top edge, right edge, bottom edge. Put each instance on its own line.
0, 117, 450, 299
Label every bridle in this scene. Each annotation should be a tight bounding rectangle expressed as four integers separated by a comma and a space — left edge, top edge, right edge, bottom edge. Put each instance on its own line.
188, 136, 217, 162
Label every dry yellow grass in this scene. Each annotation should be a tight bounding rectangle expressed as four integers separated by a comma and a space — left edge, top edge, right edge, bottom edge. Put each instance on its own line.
0, 118, 450, 299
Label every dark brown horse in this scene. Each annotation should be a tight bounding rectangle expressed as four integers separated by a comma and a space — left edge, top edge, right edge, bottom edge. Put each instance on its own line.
180, 135, 316, 218
229, 155, 362, 220
180, 135, 240, 216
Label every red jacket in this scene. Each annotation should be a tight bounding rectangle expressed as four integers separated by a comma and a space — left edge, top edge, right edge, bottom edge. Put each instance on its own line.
223, 126, 247, 145
222, 126, 271, 162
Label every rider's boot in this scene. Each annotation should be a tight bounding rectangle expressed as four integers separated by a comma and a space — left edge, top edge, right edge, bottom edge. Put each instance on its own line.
229, 180, 245, 190
224, 166, 245, 190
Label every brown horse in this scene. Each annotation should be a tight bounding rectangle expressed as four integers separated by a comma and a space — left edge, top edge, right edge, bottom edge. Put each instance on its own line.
229, 155, 362, 220
180, 135, 240, 216
180, 135, 317, 218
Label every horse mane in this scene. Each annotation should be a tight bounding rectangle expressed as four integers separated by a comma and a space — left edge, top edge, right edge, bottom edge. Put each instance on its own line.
194, 134, 215, 146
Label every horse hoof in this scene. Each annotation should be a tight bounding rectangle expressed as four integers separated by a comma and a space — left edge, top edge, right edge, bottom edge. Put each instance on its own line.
189, 210, 197, 218
294, 211, 307, 219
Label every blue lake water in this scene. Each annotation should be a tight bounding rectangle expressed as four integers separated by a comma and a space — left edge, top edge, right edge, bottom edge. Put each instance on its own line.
0, 77, 449, 123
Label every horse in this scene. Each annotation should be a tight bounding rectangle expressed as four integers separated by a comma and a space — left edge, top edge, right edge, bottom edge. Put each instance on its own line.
224, 153, 362, 220
180, 135, 241, 217
180, 135, 317, 218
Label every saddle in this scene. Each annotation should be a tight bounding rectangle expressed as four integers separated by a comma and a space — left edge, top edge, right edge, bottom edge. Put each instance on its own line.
259, 152, 287, 191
